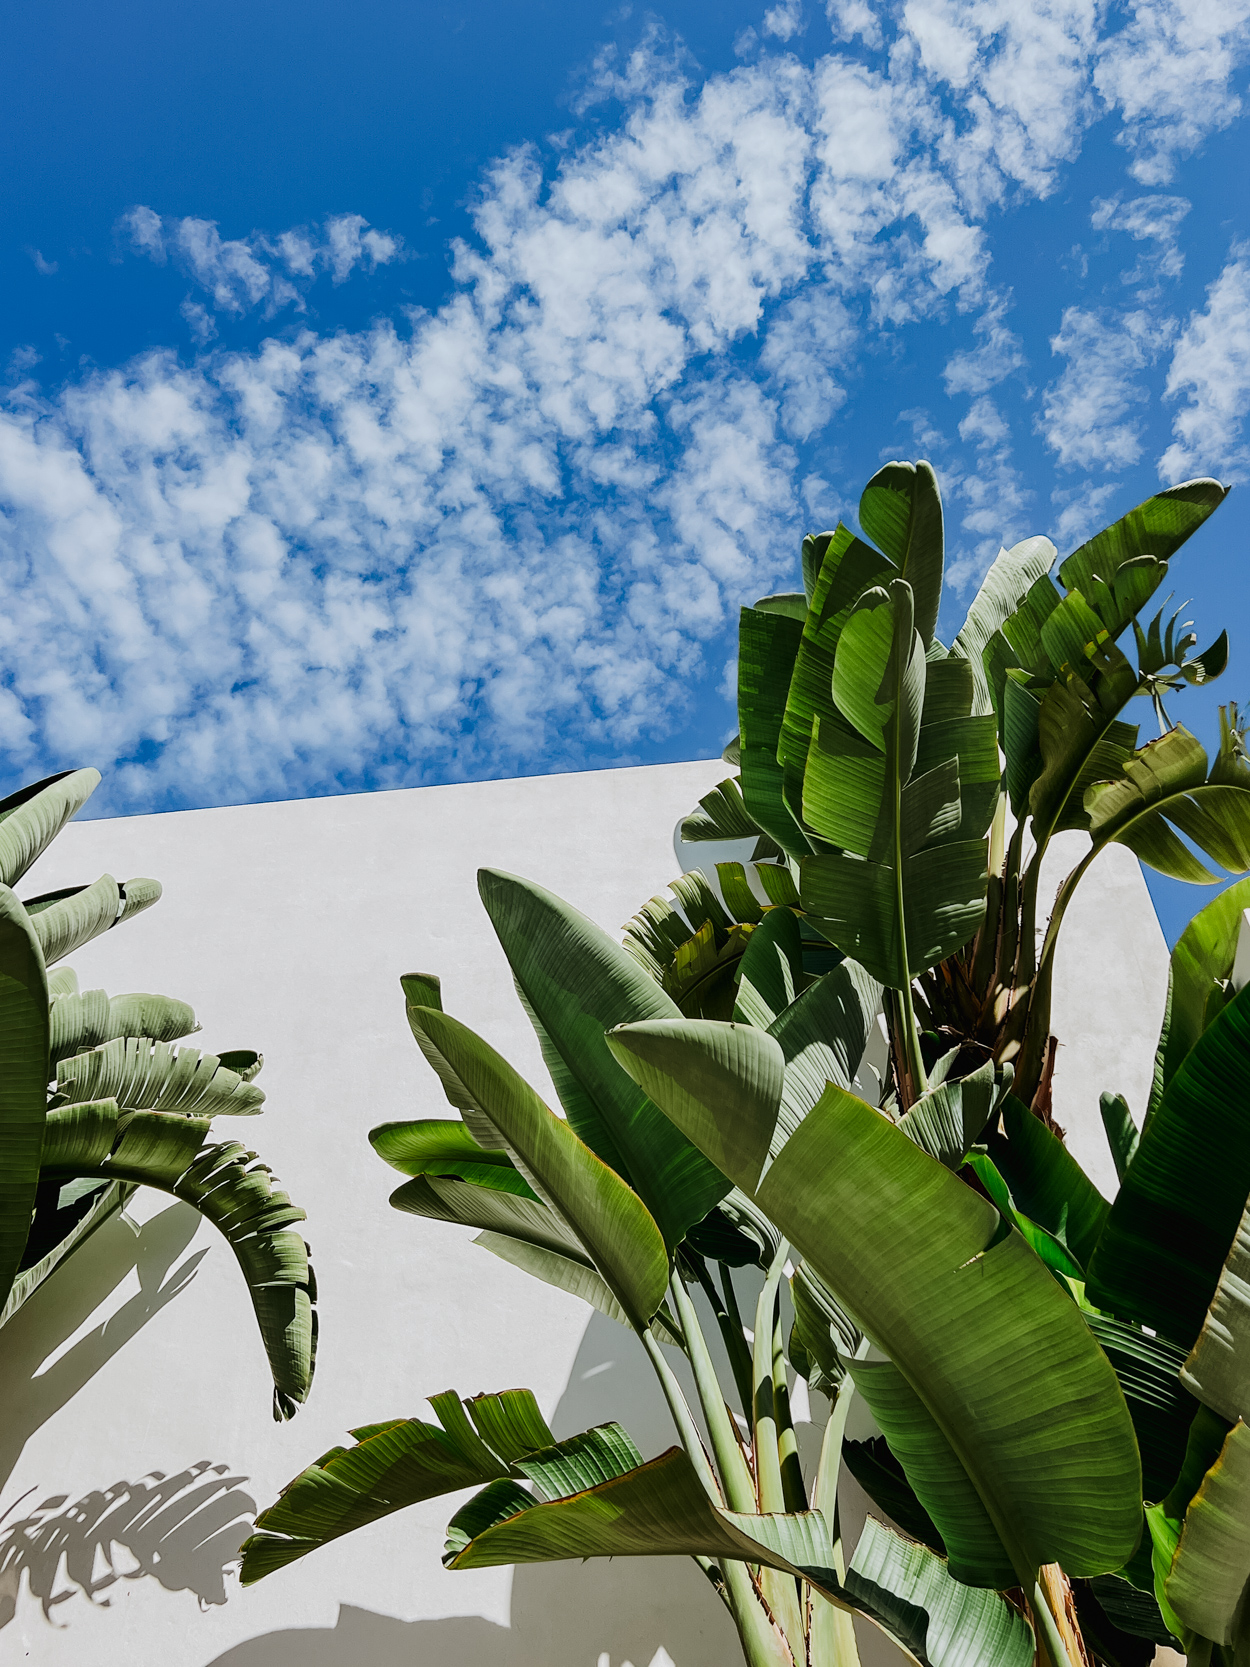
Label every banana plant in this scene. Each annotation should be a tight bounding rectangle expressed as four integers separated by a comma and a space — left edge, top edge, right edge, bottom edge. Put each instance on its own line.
0, 766, 316, 1419
684, 462, 1237, 1111
601, 871, 1250, 1667
243, 868, 1048, 1667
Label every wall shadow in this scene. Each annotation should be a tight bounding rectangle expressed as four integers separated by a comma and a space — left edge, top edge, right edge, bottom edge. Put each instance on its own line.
0, 1460, 256, 1630
0, 1202, 206, 1497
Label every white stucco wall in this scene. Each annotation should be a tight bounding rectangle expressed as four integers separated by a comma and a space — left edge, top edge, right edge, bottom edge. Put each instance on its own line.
0, 761, 1171, 1666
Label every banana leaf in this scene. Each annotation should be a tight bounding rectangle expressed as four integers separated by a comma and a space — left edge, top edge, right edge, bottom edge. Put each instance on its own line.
0, 1178, 133, 1328
1085, 1313, 1198, 1504
1150, 875, 1250, 1120
985, 1095, 1110, 1269
1057, 479, 1228, 641
1181, 1194, 1250, 1425
843, 1351, 1015, 1587
1085, 725, 1250, 884
739, 602, 810, 860
55, 1037, 265, 1117
953, 537, 1057, 717
845, 1516, 1036, 1667
37, 1101, 315, 1415
1087, 981, 1250, 1348
608, 1018, 1143, 1583
0, 886, 50, 1311
477, 869, 732, 1250
371, 1117, 533, 1195
405, 1006, 668, 1330
799, 580, 995, 989
23, 874, 121, 965
239, 1389, 560, 1580
1164, 1418, 1250, 1647
0, 768, 100, 886
777, 523, 893, 814
49, 988, 200, 1067
456, 1447, 1034, 1667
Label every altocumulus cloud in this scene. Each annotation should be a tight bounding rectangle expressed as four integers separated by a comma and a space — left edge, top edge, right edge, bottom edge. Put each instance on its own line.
2, 0, 1249, 812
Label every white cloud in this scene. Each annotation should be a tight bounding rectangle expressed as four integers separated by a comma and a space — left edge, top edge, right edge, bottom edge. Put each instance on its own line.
1050, 481, 1121, 550
1159, 248, 1250, 482
762, 0, 804, 40
1090, 192, 1191, 279
1094, 0, 1250, 184
1039, 306, 1176, 469
943, 292, 1027, 394
119, 207, 405, 324
27, 249, 58, 276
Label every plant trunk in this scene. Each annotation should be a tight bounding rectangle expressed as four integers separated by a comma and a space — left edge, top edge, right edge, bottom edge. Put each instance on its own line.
1033, 1566, 1091, 1667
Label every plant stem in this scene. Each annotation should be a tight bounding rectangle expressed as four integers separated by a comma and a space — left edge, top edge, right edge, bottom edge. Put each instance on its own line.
642, 1325, 720, 1499
641, 1330, 792, 1667
771, 1312, 807, 1513
669, 1272, 757, 1515
692, 1253, 754, 1422
1030, 1578, 1078, 1667
753, 1240, 791, 1513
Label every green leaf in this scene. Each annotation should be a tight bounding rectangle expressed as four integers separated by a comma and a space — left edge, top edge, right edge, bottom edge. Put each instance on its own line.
448, 1443, 845, 1597
55, 1037, 266, 1117
800, 579, 994, 988
604, 1019, 784, 1192
800, 839, 988, 991
1086, 726, 1250, 883
1150, 875, 1250, 1118
471, 1233, 681, 1346
1085, 1313, 1197, 1504
767, 958, 882, 1141
954, 536, 1057, 717
1086, 1573, 1178, 1649
0, 1178, 131, 1328
478, 869, 732, 1251
608, 1030, 1144, 1582
48, 989, 199, 1068
1165, 1419, 1250, 1647
0, 886, 50, 1312
739, 603, 811, 860
845, 1515, 1036, 1667
36, 1099, 315, 1415
406, 1007, 668, 1330
388, 1172, 581, 1257
1100, 1094, 1140, 1186
778, 524, 894, 796
844, 1352, 1015, 1586
240, 1389, 556, 1580
1087, 982, 1250, 1348
1181, 1195, 1250, 1425
987, 1095, 1110, 1270
790, 1259, 862, 1386
1058, 479, 1228, 640
858, 461, 944, 648
0, 768, 100, 887
23, 874, 121, 965
680, 776, 764, 843
400, 971, 489, 1125
897, 1059, 999, 1170
370, 1117, 531, 1194
733, 906, 803, 1028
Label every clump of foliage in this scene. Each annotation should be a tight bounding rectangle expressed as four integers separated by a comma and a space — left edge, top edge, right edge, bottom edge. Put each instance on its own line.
243, 463, 1250, 1666
0, 766, 316, 1418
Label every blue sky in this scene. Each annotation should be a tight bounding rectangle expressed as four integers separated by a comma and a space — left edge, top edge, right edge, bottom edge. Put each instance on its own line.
3, 0, 1250, 939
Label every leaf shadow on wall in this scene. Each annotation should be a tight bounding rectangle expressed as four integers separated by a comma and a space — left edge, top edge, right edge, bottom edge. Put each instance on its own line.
0, 1461, 257, 1630
0, 1202, 207, 1501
